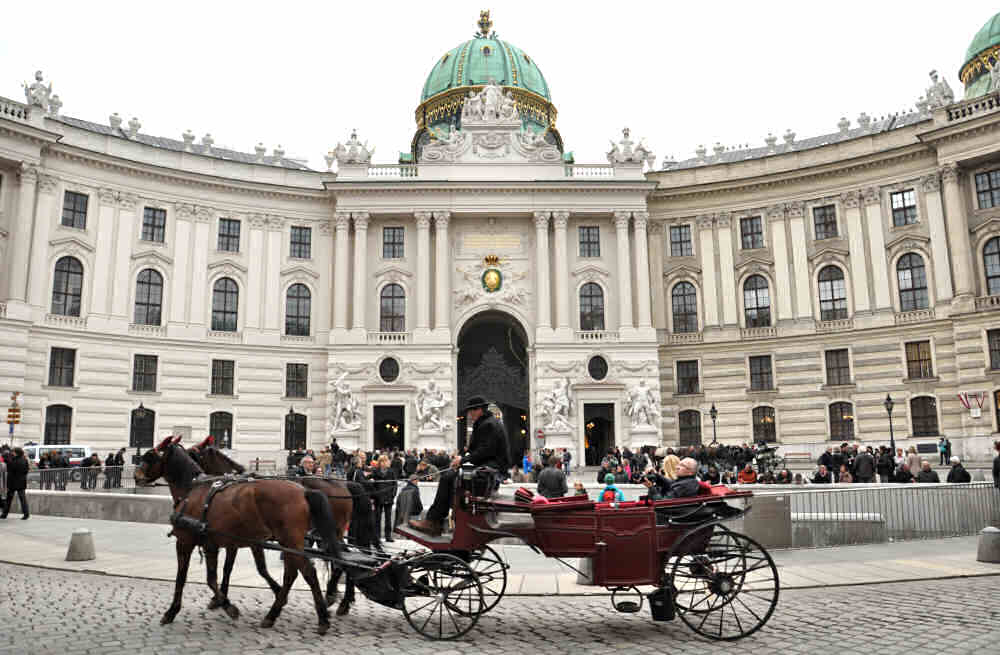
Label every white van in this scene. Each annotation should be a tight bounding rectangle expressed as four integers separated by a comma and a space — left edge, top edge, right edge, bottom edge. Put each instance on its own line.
22, 443, 96, 467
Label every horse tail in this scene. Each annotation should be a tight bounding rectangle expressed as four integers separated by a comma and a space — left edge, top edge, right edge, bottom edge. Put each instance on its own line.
304, 489, 343, 557
346, 481, 376, 548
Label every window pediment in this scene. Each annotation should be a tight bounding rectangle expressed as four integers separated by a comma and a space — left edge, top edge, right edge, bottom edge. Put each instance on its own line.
571, 263, 611, 281
374, 265, 413, 283
971, 216, 1000, 242
130, 249, 174, 267
664, 262, 702, 279
207, 258, 247, 275
280, 264, 319, 279
885, 233, 930, 260
48, 236, 94, 255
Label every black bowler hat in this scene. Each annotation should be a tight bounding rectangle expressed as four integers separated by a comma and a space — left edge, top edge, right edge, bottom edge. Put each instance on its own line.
461, 395, 490, 414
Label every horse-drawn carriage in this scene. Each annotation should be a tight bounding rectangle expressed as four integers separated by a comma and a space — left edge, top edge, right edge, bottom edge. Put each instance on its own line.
138, 441, 778, 641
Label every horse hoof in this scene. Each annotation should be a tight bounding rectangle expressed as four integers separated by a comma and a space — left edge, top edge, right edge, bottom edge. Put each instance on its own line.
225, 604, 240, 620
160, 613, 175, 625
317, 622, 330, 636
335, 603, 350, 617
207, 598, 221, 610
260, 618, 275, 629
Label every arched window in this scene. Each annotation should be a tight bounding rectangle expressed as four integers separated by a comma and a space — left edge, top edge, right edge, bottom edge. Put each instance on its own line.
211, 277, 239, 332
896, 253, 929, 311
579, 283, 605, 331
209, 411, 233, 449
911, 396, 939, 437
743, 275, 771, 327
818, 266, 848, 321
129, 407, 155, 449
379, 284, 405, 332
829, 402, 855, 440
51, 256, 83, 316
985, 236, 1000, 296
44, 404, 73, 445
284, 411, 307, 451
752, 406, 776, 443
285, 284, 311, 336
678, 410, 702, 447
671, 282, 698, 333
134, 269, 164, 326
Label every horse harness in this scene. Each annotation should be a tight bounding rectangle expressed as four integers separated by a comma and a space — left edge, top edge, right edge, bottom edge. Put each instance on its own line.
169, 475, 250, 543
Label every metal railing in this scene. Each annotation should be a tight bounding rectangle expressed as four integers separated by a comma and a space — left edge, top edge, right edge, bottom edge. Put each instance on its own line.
27, 466, 139, 492
748, 482, 1000, 546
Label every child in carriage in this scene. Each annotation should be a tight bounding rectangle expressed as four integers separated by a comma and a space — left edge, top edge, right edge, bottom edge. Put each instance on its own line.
598, 473, 625, 503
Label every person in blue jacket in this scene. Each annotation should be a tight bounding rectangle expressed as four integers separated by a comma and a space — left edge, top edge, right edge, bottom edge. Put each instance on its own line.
597, 473, 625, 503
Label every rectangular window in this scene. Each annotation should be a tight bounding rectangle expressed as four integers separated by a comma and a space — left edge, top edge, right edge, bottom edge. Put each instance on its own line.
676, 360, 700, 395
975, 170, 1000, 209
578, 226, 600, 257
988, 329, 1000, 370
61, 191, 88, 229
905, 341, 934, 379
740, 216, 764, 249
211, 359, 235, 396
890, 189, 917, 227
141, 207, 167, 242
132, 354, 158, 392
217, 218, 241, 252
290, 226, 312, 259
285, 363, 308, 398
825, 349, 851, 386
670, 225, 693, 257
383, 226, 404, 258
48, 347, 76, 387
813, 204, 838, 240
749, 355, 774, 391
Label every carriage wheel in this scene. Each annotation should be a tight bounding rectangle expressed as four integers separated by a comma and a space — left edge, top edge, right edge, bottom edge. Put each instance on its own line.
669, 528, 779, 641
402, 553, 485, 640
467, 546, 508, 613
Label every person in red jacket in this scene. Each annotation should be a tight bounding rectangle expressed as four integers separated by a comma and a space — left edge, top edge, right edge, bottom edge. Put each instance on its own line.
737, 463, 757, 484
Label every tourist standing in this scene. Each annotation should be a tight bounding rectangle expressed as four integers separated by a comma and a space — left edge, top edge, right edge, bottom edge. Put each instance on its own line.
946, 456, 971, 483
1, 447, 29, 519
372, 455, 397, 542
536, 455, 568, 499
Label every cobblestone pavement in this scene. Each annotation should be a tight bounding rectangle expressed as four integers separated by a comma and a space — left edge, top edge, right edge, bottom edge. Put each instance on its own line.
0, 563, 997, 655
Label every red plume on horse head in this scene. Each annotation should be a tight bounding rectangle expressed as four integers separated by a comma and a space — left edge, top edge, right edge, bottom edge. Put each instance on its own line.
155, 434, 183, 452
194, 435, 214, 450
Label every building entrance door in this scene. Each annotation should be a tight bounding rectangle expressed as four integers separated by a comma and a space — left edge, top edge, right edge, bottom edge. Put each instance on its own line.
456, 310, 529, 464
584, 403, 614, 466
374, 405, 405, 451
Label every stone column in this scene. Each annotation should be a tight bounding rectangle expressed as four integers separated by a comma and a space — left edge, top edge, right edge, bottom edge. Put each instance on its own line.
433, 211, 451, 331
26, 173, 58, 309
920, 173, 954, 303
351, 212, 369, 331
841, 191, 871, 314
697, 215, 719, 327
633, 211, 653, 328
245, 213, 267, 330
552, 210, 571, 331
7, 164, 38, 303
415, 211, 432, 332
614, 211, 634, 330
333, 211, 351, 330
648, 222, 666, 329
787, 203, 812, 319
264, 215, 284, 332
715, 213, 737, 326
767, 205, 793, 321
940, 163, 974, 300
185, 204, 208, 325
167, 203, 194, 325
533, 211, 551, 329
89, 189, 120, 319
862, 187, 891, 310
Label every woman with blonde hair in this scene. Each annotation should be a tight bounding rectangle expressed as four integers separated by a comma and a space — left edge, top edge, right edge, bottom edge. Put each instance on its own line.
905, 446, 921, 476
372, 454, 398, 543
662, 454, 681, 481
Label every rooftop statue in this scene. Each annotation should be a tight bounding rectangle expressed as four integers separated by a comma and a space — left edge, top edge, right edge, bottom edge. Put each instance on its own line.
23, 70, 52, 111
991, 64, 1000, 93
331, 129, 374, 166
925, 69, 955, 108
607, 127, 655, 168
461, 79, 518, 124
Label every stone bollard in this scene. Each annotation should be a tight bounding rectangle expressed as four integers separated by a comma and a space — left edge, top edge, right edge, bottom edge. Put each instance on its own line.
66, 528, 96, 562
977, 526, 1000, 564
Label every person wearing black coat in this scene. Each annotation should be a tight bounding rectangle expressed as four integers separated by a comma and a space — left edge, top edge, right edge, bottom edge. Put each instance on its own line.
994, 441, 1000, 490
1, 447, 29, 519
393, 476, 423, 527
536, 456, 568, 499
104, 453, 116, 488
946, 457, 971, 483
371, 458, 398, 542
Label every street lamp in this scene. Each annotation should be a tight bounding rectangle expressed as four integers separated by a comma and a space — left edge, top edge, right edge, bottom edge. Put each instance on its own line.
709, 403, 719, 445
883, 393, 896, 455
133, 402, 148, 464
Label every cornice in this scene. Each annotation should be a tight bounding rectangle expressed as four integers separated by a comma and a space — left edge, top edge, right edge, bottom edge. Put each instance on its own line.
326, 179, 658, 195
46, 144, 329, 203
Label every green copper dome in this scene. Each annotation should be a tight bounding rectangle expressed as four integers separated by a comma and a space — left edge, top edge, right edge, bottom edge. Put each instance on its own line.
961, 12, 1000, 98
421, 37, 550, 102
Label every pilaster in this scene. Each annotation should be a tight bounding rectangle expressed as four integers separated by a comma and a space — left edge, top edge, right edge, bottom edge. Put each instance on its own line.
633, 211, 653, 329
862, 187, 892, 311
552, 210, 571, 336
7, 164, 38, 304
696, 215, 719, 327
351, 212, 369, 332
533, 211, 552, 333
940, 163, 974, 308
414, 211, 432, 336
433, 211, 451, 335
841, 190, 870, 313
614, 211, 634, 333
332, 211, 351, 332
767, 205, 793, 321
715, 212, 737, 326
920, 173, 954, 304
648, 222, 666, 329
26, 173, 58, 309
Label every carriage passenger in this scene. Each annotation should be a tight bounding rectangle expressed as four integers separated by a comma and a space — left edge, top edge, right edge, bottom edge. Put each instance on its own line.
598, 473, 625, 503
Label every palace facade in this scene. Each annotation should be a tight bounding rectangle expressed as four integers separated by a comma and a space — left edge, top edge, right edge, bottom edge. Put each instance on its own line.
2, 12, 1000, 463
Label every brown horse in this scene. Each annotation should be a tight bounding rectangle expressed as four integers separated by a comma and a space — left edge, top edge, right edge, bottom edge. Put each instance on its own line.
192, 444, 375, 614
135, 436, 343, 634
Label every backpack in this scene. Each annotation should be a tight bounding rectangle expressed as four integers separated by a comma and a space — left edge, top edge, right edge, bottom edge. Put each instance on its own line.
601, 488, 617, 503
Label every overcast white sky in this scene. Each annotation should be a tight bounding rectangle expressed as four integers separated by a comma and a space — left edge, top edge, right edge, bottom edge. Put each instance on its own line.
2, 1, 997, 169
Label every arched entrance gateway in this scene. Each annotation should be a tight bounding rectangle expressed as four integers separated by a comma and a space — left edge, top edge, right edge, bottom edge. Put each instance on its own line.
455, 310, 530, 463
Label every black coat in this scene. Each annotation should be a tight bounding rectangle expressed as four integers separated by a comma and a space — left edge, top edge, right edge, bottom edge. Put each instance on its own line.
536, 466, 568, 499
916, 469, 940, 483
818, 452, 834, 470
7, 455, 28, 491
371, 468, 397, 505
811, 471, 832, 484
666, 475, 700, 499
946, 465, 971, 483
994, 454, 1000, 490
393, 482, 423, 527
463, 413, 510, 472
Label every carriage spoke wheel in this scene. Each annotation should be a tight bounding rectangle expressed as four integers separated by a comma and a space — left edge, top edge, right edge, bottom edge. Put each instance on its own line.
466, 546, 508, 613
669, 528, 779, 641
402, 553, 485, 640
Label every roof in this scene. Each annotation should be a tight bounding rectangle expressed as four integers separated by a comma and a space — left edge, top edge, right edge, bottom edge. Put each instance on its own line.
965, 12, 1000, 66
662, 110, 931, 172
51, 114, 312, 171
421, 37, 550, 102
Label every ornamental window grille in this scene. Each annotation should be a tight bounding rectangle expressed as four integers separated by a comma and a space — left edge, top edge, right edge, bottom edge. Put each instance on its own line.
752, 406, 776, 443
911, 397, 939, 437
285, 363, 308, 399
829, 402, 855, 440
678, 410, 702, 447
44, 405, 73, 445
676, 360, 700, 395
209, 411, 233, 449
